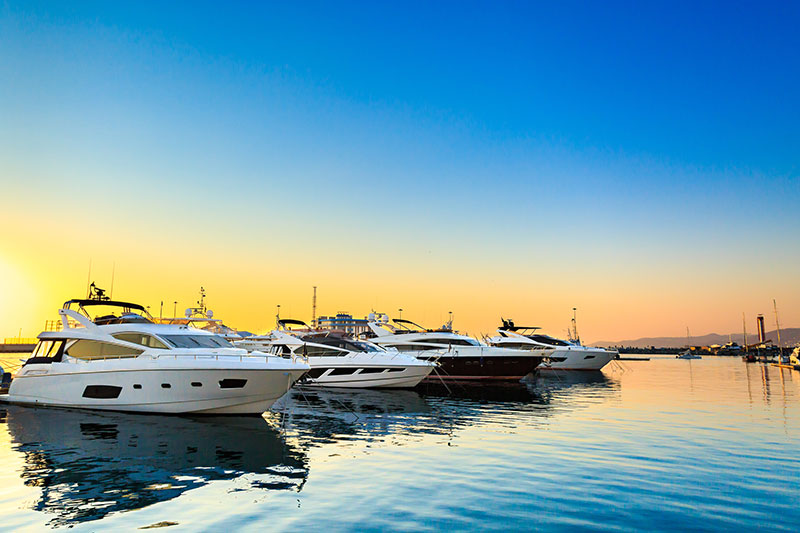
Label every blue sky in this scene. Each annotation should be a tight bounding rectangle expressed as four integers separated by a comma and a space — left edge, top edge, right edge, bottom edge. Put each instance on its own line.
1, 1, 798, 338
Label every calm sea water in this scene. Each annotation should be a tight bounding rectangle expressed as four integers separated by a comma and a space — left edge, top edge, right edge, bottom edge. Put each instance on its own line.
1, 357, 798, 531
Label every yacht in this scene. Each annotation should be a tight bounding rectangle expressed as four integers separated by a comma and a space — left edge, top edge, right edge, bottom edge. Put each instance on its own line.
366, 315, 544, 380
3, 288, 309, 414
486, 319, 616, 371
236, 319, 435, 388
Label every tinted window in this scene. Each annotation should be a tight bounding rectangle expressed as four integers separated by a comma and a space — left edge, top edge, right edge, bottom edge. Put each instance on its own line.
424, 338, 479, 346
67, 340, 143, 360
160, 335, 233, 349
82, 385, 122, 399
28, 340, 65, 363
219, 378, 247, 389
307, 337, 380, 353
527, 335, 569, 346
301, 344, 346, 357
112, 333, 169, 349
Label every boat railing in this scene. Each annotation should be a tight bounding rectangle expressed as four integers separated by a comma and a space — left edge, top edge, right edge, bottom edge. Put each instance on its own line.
70, 352, 295, 364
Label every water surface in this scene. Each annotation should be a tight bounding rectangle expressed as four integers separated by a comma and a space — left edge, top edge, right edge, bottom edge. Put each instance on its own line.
1, 358, 798, 531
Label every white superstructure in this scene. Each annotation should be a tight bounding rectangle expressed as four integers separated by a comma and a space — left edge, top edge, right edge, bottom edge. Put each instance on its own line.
236, 319, 434, 388
4, 293, 308, 414
487, 319, 616, 371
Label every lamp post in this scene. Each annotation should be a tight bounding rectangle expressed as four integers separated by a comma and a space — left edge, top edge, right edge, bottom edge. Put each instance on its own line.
398, 308, 403, 320
173, 301, 177, 318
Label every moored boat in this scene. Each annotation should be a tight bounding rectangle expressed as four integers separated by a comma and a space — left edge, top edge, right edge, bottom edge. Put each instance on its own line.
486, 319, 616, 371
366, 315, 543, 380
237, 319, 435, 388
4, 287, 308, 414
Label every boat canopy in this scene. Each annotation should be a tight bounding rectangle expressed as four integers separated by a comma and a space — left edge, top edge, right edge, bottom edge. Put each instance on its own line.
63, 299, 148, 313
278, 318, 310, 329
500, 318, 540, 332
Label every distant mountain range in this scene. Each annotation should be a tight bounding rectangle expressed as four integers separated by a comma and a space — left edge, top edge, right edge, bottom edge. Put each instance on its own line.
591, 328, 800, 349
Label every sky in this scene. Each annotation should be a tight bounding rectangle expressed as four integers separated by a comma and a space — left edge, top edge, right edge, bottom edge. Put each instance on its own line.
0, 1, 798, 343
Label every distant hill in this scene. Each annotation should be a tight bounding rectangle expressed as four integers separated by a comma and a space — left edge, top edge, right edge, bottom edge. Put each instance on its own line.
591, 328, 800, 349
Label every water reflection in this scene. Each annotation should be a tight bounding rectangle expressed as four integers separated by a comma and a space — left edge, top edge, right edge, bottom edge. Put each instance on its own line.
3, 406, 307, 527
271, 373, 620, 448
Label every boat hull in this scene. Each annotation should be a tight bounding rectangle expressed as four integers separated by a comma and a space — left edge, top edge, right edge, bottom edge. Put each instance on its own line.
7, 365, 306, 415
540, 348, 615, 370
420, 354, 543, 381
302, 363, 433, 388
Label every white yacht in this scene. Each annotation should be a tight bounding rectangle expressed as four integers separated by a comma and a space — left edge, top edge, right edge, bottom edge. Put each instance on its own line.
487, 319, 616, 371
236, 319, 435, 388
3, 289, 309, 414
366, 315, 544, 380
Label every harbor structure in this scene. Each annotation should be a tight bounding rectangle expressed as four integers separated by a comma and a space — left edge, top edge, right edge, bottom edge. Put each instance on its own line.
316, 313, 371, 337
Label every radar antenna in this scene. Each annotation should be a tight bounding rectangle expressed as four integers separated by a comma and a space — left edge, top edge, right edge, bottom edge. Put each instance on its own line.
88, 282, 110, 302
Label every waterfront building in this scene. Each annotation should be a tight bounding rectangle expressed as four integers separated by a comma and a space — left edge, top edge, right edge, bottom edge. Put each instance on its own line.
316, 313, 371, 337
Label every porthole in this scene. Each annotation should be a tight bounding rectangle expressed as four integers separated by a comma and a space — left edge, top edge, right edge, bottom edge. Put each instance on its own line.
133, 384, 142, 390
161, 383, 171, 389
191, 382, 202, 387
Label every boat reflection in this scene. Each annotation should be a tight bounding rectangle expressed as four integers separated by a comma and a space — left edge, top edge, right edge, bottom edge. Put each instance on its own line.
270, 387, 436, 445
271, 373, 620, 446
3, 405, 307, 527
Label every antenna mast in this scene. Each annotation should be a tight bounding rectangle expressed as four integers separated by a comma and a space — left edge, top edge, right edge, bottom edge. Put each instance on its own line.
86, 259, 92, 298
571, 308, 581, 345
311, 286, 317, 328
110, 261, 115, 299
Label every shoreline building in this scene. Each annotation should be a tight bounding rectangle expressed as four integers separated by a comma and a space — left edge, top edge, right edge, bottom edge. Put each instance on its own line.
316, 313, 371, 337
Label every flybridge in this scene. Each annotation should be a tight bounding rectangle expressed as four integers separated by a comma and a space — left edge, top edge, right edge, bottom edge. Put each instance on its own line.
500, 318, 540, 333
62, 283, 153, 326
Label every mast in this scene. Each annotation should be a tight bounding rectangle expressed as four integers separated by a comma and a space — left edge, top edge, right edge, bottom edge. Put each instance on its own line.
571, 308, 581, 345
742, 312, 748, 354
86, 259, 92, 298
110, 262, 115, 299
773, 299, 783, 358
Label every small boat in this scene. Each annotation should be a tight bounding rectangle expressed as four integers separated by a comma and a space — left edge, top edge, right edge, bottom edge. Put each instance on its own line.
676, 350, 702, 360
4, 286, 309, 414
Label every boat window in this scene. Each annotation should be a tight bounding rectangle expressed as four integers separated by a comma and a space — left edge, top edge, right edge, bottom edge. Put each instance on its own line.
26, 340, 66, 364
219, 378, 247, 389
389, 344, 430, 352
112, 333, 169, 349
328, 368, 357, 376
160, 334, 233, 349
307, 337, 382, 353
423, 338, 480, 346
526, 335, 569, 346
82, 385, 122, 399
303, 344, 347, 357
350, 341, 382, 352
31, 340, 64, 358
359, 368, 388, 374
66, 340, 144, 360
495, 342, 539, 350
